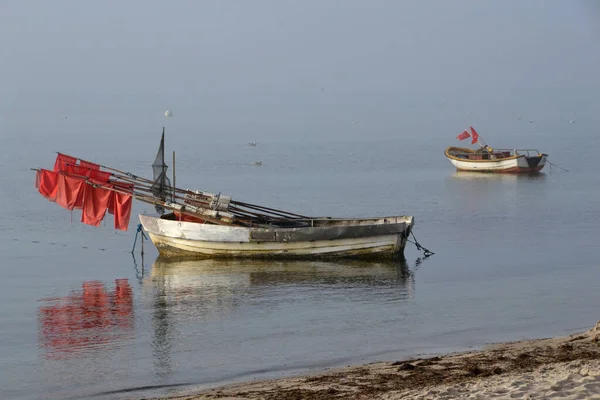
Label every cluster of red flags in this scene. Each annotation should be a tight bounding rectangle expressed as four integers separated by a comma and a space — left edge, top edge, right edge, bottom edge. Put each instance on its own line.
35, 154, 133, 230
456, 126, 480, 145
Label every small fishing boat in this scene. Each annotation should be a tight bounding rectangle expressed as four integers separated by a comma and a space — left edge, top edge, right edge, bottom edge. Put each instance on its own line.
445, 127, 548, 173
33, 128, 424, 261
140, 213, 414, 260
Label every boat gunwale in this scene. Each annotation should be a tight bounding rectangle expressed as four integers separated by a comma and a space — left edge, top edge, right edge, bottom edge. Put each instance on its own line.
157, 213, 415, 230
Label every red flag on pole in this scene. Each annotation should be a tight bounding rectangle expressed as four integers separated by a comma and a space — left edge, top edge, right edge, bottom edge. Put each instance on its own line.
470, 126, 479, 144
54, 154, 77, 173
456, 130, 470, 141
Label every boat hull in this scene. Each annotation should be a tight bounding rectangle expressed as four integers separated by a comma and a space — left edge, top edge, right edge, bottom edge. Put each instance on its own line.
445, 147, 547, 173
139, 214, 414, 260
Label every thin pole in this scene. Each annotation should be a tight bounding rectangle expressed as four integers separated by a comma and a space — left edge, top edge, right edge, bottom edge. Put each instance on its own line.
172, 150, 176, 202
161, 127, 166, 200
233, 201, 311, 219
468, 126, 487, 148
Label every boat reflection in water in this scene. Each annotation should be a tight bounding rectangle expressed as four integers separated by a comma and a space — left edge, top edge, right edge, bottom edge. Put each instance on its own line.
446, 170, 549, 209
451, 171, 547, 181
38, 279, 134, 360
148, 256, 414, 292
146, 256, 415, 321
145, 257, 415, 379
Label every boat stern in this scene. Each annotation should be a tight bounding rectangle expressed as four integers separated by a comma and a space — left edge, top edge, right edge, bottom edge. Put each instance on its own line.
521, 153, 548, 172
393, 216, 414, 256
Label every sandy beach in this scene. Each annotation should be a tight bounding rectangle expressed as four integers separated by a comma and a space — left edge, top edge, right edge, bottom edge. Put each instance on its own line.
148, 321, 600, 400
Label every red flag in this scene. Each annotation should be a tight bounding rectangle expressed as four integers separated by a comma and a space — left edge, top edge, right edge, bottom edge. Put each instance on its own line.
470, 126, 479, 144
108, 183, 134, 230
63, 163, 110, 183
37, 169, 59, 201
81, 184, 112, 227
113, 191, 133, 231
88, 169, 111, 184
54, 154, 77, 172
79, 160, 100, 170
55, 174, 86, 210
64, 164, 89, 177
456, 130, 470, 141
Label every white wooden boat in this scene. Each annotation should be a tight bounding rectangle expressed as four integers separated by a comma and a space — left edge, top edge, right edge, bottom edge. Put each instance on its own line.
444, 146, 548, 173
139, 213, 414, 260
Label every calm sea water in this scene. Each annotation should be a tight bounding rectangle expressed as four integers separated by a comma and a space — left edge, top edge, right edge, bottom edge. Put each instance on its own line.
1, 113, 599, 400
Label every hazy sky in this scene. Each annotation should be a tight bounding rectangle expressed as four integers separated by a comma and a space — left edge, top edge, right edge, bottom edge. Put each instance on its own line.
2, 0, 599, 142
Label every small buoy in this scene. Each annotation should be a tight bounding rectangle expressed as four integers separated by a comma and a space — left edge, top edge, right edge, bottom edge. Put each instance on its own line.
164, 109, 173, 117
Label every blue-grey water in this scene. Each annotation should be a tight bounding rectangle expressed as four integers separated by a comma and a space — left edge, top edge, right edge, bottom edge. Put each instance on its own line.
1, 109, 599, 400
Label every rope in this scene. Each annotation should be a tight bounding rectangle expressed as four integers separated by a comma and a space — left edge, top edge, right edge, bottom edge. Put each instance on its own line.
131, 223, 147, 254
408, 231, 434, 258
548, 161, 569, 172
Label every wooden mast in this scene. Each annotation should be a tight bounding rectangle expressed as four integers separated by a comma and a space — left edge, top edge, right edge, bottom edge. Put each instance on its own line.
172, 150, 176, 202
161, 126, 167, 202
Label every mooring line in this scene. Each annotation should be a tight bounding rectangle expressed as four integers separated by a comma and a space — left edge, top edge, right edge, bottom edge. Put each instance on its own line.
130, 223, 148, 255
548, 161, 569, 172
408, 231, 434, 258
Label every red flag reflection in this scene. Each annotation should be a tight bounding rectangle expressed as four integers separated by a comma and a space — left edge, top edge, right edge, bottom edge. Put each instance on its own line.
38, 279, 134, 359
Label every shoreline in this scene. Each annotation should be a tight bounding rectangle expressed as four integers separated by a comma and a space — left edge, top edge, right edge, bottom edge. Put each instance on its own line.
150, 321, 600, 399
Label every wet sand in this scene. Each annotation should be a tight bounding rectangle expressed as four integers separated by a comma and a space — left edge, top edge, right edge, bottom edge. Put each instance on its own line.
148, 321, 600, 399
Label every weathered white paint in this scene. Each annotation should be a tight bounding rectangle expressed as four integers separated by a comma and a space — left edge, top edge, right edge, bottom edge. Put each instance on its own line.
139, 214, 414, 259
148, 216, 251, 242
